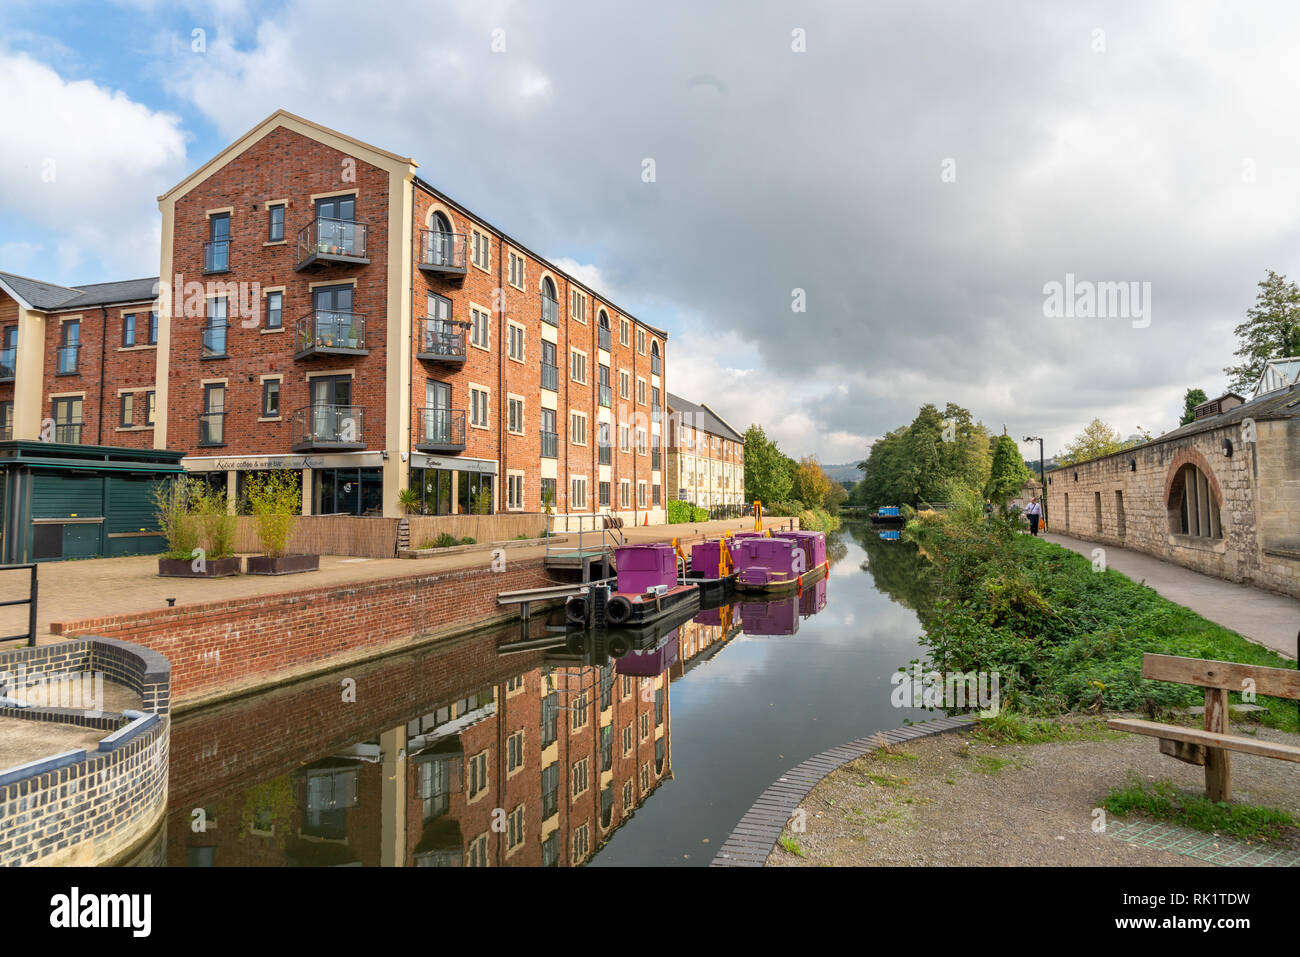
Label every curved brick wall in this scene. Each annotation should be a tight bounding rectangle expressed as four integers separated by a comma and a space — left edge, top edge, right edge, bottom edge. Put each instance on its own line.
0, 637, 171, 866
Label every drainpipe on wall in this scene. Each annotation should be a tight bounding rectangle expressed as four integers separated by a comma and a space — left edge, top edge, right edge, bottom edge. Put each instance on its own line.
98, 305, 108, 445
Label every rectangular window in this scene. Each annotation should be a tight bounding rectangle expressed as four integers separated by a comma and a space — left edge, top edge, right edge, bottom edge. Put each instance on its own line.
508, 805, 525, 849
467, 750, 488, 800
636, 429, 647, 455
470, 306, 489, 349
571, 477, 587, 509
570, 412, 587, 446
148, 311, 158, 345
467, 833, 488, 867
620, 318, 630, 346
52, 396, 83, 443
265, 291, 283, 330
570, 289, 586, 323
619, 425, 629, 452
123, 313, 136, 347
57, 319, 79, 374
570, 350, 587, 384
636, 378, 646, 405
507, 473, 525, 510
637, 329, 646, 354
201, 383, 226, 446
508, 250, 525, 289
540, 477, 556, 510
207, 212, 231, 273
599, 481, 611, 507
204, 298, 228, 358
637, 482, 647, 507
507, 396, 524, 435
653, 484, 661, 505
508, 323, 525, 361
120, 392, 134, 427
620, 481, 630, 508
571, 757, 589, 797
619, 370, 630, 399
470, 387, 489, 428
262, 379, 281, 417
268, 203, 285, 242
471, 229, 490, 270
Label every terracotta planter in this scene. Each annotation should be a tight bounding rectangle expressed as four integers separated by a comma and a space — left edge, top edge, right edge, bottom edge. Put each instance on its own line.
158, 556, 241, 578
245, 554, 320, 576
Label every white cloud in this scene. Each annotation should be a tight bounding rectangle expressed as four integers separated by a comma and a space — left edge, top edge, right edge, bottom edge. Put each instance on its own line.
0, 51, 187, 280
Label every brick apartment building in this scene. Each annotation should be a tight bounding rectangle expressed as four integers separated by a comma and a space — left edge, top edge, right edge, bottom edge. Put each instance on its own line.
666, 392, 746, 512
1, 110, 670, 525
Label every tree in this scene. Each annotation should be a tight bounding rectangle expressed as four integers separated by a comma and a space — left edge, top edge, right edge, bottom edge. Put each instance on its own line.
743, 425, 792, 505
1224, 270, 1300, 393
984, 434, 1032, 508
1061, 418, 1123, 465
790, 455, 833, 509
825, 482, 849, 514
856, 402, 994, 508
1180, 388, 1207, 426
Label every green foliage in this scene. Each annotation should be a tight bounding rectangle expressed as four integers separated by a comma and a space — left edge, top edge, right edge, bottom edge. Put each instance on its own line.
777, 835, 807, 857
667, 500, 710, 523
422, 532, 461, 549
743, 424, 793, 505
908, 516, 1300, 730
245, 470, 302, 559
153, 478, 201, 560
972, 713, 1122, 744
858, 403, 993, 509
1180, 388, 1208, 426
461, 536, 476, 545
398, 487, 422, 514
825, 482, 849, 514
790, 455, 833, 510
195, 485, 237, 559
470, 486, 492, 515
984, 435, 1032, 509
1060, 418, 1123, 466
797, 507, 842, 532
1224, 269, 1300, 394
1105, 774, 1297, 843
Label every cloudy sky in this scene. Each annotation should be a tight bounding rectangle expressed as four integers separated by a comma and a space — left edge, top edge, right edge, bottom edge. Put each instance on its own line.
1, 0, 1296, 465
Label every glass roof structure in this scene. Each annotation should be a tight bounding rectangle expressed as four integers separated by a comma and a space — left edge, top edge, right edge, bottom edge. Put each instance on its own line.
1252, 357, 1300, 398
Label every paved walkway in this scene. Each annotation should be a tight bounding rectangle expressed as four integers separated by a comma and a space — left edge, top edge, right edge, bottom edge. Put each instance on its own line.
1044, 532, 1299, 660
0, 517, 777, 644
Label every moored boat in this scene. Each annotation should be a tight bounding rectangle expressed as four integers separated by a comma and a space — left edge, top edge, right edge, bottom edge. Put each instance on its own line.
732, 535, 830, 594
565, 543, 700, 628
869, 506, 905, 526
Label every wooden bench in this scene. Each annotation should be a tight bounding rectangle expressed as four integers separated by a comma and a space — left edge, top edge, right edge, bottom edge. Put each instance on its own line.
1108, 653, 1300, 802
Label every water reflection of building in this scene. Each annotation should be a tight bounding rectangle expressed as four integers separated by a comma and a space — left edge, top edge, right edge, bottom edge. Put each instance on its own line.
168, 618, 673, 867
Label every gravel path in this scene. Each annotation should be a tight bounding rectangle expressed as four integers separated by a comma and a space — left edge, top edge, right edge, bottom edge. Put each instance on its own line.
767, 716, 1300, 866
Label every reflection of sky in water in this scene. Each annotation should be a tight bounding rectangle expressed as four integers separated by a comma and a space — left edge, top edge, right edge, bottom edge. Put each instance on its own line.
592, 527, 931, 866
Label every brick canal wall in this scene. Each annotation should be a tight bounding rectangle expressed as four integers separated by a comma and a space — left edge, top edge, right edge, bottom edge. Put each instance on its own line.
53, 558, 558, 702
0, 637, 170, 866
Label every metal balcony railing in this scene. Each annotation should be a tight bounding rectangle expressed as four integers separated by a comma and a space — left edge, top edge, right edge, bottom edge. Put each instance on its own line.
56, 343, 80, 374
541, 296, 559, 327
291, 404, 365, 450
296, 311, 367, 357
540, 362, 559, 392
53, 421, 82, 444
201, 323, 227, 359
198, 411, 227, 447
540, 430, 558, 459
598, 325, 611, 351
415, 318, 467, 363
296, 217, 369, 269
599, 384, 612, 408
203, 240, 231, 274
0, 347, 14, 381
651, 448, 661, 471
598, 442, 611, 466
416, 408, 466, 451
651, 355, 661, 375
418, 230, 467, 275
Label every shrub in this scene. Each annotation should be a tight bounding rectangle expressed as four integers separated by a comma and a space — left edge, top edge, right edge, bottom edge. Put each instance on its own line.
461, 537, 476, 545
195, 485, 237, 559
153, 478, 201, 560
245, 470, 302, 559
422, 532, 460, 549
667, 500, 695, 524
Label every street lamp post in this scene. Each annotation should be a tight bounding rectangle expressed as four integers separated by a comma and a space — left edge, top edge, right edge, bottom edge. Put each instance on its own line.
1023, 436, 1047, 529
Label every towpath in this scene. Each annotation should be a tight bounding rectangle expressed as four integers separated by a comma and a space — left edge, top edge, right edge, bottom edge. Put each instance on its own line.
1044, 532, 1299, 660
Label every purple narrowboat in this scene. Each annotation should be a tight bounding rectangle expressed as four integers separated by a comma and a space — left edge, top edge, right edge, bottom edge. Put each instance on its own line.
733, 536, 829, 594
567, 543, 700, 627
738, 597, 799, 636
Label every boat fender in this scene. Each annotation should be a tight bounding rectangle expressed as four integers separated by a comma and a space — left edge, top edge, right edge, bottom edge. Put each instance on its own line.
606, 595, 633, 625
565, 595, 589, 624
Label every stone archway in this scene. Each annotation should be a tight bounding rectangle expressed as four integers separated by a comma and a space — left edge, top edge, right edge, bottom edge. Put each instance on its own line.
1163, 447, 1224, 539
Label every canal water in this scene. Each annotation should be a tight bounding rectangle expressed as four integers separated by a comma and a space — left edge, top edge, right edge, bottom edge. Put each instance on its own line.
159, 522, 937, 867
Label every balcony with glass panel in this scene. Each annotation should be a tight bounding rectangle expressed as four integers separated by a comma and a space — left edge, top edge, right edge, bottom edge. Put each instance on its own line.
296, 217, 369, 271
203, 239, 231, 274
540, 430, 558, 459
291, 404, 366, 452
416, 407, 466, 453
295, 311, 368, 359
418, 229, 467, 279
415, 318, 468, 365
0, 347, 14, 383
198, 411, 226, 447
56, 343, 80, 375
540, 361, 559, 392
598, 325, 611, 352
541, 295, 559, 327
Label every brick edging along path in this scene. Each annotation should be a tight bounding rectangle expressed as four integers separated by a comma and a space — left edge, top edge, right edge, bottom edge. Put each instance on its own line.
711, 715, 977, 867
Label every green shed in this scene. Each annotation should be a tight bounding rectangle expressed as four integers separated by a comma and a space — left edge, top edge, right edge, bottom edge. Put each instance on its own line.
0, 442, 186, 563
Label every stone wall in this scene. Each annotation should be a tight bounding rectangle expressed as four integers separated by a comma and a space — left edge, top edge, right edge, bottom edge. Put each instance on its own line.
1044, 416, 1300, 598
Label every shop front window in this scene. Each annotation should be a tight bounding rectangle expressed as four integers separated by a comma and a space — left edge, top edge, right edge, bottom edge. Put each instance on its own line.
458, 472, 495, 515
315, 467, 384, 516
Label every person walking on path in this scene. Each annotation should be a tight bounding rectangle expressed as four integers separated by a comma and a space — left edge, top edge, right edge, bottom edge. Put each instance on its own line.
1024, 497, 1042, 536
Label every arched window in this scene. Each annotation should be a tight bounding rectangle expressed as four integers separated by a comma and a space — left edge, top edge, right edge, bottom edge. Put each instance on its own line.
597, 309, 611, 350
429, 211, 451, 234
540, 277, 558, 325
423, 211, 454, 267
1168, 463, 1221, 539
598, 309, 610, 329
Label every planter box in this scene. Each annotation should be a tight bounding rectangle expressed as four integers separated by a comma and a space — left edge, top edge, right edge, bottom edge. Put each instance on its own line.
158, 556, 241, 578
245, 554, 320, 576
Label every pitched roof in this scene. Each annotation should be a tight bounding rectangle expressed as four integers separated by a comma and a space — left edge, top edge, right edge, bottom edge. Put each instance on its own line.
0, 271, 159, 312
667, 392, 745, 442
